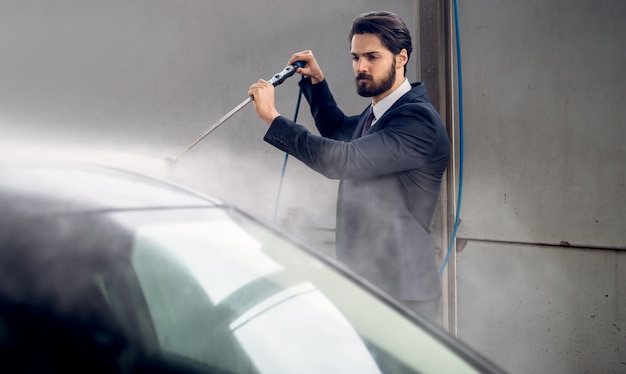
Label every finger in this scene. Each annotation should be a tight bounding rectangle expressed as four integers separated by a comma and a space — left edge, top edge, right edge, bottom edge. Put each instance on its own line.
248, 85, 261, 98
247, 85, 257, 96
289, 51, 312, 65
248, 81, 265, 93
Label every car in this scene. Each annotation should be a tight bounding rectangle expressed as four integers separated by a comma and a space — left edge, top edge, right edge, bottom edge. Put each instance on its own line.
0, 159, 504, 373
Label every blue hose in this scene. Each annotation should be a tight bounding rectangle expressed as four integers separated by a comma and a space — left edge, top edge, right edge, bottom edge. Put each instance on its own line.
439, 0, 464, 274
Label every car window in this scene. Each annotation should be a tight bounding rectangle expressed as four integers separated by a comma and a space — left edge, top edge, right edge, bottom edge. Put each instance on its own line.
113, 208, 480, 374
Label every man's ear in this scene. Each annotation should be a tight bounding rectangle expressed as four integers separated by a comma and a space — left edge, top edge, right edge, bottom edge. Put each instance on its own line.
396, 48, 408, 69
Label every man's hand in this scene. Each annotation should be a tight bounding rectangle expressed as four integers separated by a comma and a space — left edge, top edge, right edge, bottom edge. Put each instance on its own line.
289, 50, 325, 84
248, 79, 281, 125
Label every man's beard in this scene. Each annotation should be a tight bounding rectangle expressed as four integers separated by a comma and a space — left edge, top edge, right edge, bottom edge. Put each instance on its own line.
355, 60, 396, 98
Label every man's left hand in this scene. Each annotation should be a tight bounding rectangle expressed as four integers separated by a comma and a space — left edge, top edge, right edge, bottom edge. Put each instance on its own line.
248, 79, 281, 125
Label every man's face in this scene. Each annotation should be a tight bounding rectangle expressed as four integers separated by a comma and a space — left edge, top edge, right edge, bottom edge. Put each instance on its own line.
351, 33, 401, 100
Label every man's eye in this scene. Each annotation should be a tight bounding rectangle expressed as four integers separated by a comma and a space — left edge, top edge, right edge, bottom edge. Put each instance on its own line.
352, 56, 359, 61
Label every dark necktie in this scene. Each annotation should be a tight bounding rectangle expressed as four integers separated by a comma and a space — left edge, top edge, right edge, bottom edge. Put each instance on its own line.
361, 109, 375, 136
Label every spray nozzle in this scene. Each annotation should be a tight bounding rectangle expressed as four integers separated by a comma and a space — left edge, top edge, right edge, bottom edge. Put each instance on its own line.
268, 61, 306, 86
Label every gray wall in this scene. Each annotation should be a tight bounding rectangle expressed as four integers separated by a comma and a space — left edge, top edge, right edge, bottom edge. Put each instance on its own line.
454, 0, 626, 373
0, 0, 414, 256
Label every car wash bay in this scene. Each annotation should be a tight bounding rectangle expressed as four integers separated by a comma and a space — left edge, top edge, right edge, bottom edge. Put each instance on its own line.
0, 0, 624, 373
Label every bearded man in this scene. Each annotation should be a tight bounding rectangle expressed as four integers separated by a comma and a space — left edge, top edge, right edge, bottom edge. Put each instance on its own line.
248, 11, 450, 323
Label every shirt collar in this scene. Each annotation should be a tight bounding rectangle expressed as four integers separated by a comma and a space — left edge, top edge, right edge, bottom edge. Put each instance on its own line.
371, 78, 411, 122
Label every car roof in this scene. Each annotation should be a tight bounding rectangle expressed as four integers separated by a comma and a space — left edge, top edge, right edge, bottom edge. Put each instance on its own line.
0, 161, 221, 217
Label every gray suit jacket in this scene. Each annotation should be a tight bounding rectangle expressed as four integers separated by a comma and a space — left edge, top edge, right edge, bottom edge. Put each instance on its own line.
264, 78, 450, 301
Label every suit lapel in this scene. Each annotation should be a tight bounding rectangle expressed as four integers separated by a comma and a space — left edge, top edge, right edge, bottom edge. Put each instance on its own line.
352, 82, 427, 139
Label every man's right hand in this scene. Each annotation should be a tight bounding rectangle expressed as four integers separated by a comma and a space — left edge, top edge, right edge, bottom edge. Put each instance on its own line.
288, 50, 325, 84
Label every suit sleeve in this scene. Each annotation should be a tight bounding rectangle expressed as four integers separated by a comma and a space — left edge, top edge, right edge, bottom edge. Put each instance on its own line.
298, 78, 359, 141
263, 103, 443, 180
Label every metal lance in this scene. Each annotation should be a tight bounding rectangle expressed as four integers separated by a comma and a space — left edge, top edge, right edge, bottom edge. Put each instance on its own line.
166, 61, 305, 166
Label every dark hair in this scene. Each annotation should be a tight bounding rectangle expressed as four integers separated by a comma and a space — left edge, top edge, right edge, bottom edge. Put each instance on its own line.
349, 11, 413, 75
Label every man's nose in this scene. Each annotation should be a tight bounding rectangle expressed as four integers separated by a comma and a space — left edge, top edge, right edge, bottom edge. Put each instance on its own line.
355, 59, 369, 73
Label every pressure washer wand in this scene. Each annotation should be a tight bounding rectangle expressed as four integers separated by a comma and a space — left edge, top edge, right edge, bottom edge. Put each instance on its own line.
166, 61, 305, 165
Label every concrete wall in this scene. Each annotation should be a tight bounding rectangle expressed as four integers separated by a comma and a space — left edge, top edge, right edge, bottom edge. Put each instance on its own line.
454, 0, 626, 372
0, 0, 414, 256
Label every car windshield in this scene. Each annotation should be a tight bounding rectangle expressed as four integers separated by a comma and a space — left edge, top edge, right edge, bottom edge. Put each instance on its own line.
107, 207, 479, 374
